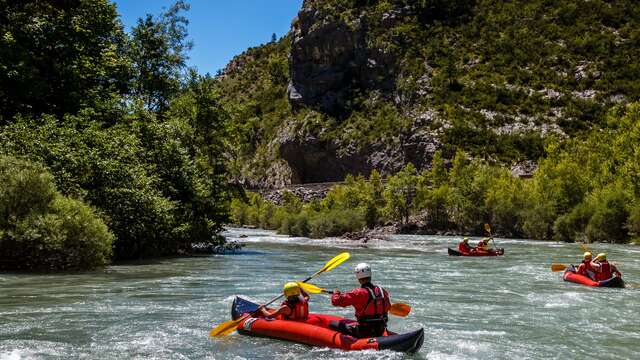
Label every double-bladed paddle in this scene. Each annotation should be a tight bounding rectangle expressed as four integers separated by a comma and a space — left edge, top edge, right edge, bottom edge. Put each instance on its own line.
209, 252, 351, 337
296, 282, 412, 317
484, 223, 496, 249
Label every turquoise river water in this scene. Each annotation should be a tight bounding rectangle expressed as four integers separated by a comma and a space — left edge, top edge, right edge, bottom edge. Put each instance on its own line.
1, 227, 639, 359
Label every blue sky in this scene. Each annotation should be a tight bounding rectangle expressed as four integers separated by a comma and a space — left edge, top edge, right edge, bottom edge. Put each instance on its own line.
113, 0, 302, 75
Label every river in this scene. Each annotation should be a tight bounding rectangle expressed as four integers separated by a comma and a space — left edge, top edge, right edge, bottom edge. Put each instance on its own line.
1, 227, 639, 359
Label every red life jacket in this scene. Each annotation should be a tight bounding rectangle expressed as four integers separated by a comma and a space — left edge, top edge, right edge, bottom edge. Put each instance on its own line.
594, 261, 612, 281
357, 284, 390, 325
281, 295, 309, 320
458, 242, 472, 253
577, 260, 596, 279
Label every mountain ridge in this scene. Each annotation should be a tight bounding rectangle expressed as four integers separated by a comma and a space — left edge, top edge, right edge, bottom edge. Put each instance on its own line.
217, 0, 640, 188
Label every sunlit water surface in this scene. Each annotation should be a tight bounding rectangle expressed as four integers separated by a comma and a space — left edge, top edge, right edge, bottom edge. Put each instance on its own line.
1, 228, 639, 359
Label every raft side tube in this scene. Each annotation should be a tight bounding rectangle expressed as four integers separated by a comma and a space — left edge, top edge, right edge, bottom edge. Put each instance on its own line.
376, 328, 424, 354
562, 266, 625, 288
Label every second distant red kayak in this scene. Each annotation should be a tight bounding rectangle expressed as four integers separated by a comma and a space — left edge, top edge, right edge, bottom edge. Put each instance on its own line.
448, 248, 504, 256
563, 265, 625, 288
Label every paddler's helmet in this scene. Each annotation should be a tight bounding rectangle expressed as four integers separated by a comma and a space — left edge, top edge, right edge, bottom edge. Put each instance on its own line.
463, 237, 469, 243
583, 252, 592, 260
283, 282, 301, 297
482, 238, 490, 243
595, 253, 607, 261
355, 263, 372, 280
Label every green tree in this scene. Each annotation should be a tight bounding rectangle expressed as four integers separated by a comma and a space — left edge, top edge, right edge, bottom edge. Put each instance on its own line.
429, 150, 448, 187
383, 163, 419, 226
129, 0, 192, 113
0, 0, 130, 122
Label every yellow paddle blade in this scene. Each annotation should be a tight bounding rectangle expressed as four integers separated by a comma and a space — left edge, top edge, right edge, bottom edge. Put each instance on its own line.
297, 282, 326, 294
320, 252, 350, 274
304, 252, 351, 283
389, 303, 411, 317
484, 223, 492, 234
209, 317, 242, 337
551, 263, 568, 272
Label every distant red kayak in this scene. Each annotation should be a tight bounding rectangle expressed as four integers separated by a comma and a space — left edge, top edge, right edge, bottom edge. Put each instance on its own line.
563, 265, 625, 288
448, 248, 504, 256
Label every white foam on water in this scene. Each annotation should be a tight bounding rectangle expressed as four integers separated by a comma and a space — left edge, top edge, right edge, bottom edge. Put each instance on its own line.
0, 350, 24, 360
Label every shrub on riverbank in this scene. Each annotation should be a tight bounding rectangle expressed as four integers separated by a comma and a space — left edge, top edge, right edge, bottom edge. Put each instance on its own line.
230, 191, 365, 238
0, 156, 113, 270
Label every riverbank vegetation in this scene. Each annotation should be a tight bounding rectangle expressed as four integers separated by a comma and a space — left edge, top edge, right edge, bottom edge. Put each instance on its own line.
0, 1, 231, 270
0, 157, 113, 270
232, 104, 640, 244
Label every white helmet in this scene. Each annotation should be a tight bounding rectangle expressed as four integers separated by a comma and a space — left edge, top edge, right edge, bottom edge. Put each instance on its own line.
355, 263, 372, 280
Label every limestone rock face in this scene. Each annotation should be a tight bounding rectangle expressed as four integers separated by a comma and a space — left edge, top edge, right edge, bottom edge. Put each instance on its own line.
287, 1, 402, 114
276, 124, 441, 184
277, 132, 370, 184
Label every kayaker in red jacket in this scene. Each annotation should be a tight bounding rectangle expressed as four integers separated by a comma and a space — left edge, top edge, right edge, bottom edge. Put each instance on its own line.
259, 282, 309, 321
458, 237, 474, 254
591, 253, 622, 281
576, 252, 596, 280
330, 263, 391, 338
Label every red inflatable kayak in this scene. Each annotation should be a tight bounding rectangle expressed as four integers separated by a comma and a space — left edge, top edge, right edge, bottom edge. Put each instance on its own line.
563, 265, 625, 288
448, 248, 504, 256
231, 297, 424, 353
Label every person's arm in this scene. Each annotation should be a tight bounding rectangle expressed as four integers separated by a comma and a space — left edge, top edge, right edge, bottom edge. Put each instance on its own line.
331, 289, 363, 307
612, 264, 622, 277
301, 290, 310, 301
383, 289, 391, 313
259, 305, 291, 318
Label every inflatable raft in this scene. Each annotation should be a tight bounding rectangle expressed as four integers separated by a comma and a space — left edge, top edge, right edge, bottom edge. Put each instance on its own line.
448, 248, 504, 256
231, 297, 424, 353
563, 265, 625, 288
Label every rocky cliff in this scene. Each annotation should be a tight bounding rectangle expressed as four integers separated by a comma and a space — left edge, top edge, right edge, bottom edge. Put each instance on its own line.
217, 0, 640, 188
287, 1, 404, 114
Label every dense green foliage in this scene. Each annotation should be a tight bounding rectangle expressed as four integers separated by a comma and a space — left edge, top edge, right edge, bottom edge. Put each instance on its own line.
0, 156, 113, 270
233, 104, 640, 243
0, 0, 130, 123
216, 36, 293, 183
0, 1, 231, 270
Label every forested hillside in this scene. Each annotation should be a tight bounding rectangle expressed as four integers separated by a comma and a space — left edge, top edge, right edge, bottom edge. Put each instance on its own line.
218, 0, 640, 187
